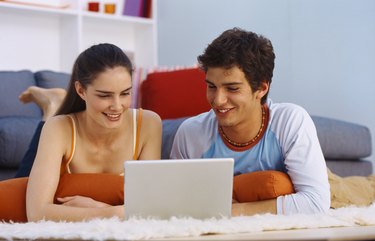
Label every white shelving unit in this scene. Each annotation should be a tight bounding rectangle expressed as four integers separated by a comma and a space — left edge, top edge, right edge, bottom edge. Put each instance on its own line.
0, 0, 157, 73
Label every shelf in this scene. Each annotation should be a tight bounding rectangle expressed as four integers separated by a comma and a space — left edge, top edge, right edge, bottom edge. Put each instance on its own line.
0, 0, 158, 72
0, 1, 77, 16
81, 11, 154, 25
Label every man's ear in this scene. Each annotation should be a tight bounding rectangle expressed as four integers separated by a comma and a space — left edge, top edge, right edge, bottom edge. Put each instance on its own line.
75, 81, 86, 101
256, 81, 269, 100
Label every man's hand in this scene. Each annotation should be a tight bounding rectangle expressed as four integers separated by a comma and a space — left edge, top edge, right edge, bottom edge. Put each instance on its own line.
57, 196, 110, 208
231, 199, 277, 216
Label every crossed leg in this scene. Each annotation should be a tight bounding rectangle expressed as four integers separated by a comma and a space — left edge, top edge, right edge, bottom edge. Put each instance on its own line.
19, 86, 66, 120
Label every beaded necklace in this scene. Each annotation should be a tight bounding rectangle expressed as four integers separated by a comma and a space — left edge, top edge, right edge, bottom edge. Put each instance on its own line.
219, 106, 266, 147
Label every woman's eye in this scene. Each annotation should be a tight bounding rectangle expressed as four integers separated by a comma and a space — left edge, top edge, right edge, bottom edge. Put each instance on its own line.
121, 92, 130, 96
98, 95, 111, 98
207, 84, 216, 89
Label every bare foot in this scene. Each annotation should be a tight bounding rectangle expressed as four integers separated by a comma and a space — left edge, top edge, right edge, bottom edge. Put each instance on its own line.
19, 86, 66, 120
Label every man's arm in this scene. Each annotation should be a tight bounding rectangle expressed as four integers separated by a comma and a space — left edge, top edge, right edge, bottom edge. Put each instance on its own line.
275, 106, 331, 214
232, 199, 276, 216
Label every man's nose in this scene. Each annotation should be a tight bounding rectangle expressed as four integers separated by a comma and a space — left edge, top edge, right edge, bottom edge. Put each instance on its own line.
213, 89, 227, 106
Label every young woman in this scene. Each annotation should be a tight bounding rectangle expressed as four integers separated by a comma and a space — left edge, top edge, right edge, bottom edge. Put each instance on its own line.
0, 43, 162, 222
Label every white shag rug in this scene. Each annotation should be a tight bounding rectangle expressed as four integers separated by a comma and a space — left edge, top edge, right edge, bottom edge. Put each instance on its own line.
1, 203, 375, 240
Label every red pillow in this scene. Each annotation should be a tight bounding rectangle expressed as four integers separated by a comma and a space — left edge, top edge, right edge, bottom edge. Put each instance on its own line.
140, 68, 211, 119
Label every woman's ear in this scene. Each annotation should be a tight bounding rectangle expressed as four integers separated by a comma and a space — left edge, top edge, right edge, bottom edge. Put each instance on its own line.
256, 81, 269, 100
75, 81, 86, 101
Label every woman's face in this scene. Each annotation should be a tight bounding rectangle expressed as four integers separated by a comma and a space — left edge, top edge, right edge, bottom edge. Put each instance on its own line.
77, 66, 132, 129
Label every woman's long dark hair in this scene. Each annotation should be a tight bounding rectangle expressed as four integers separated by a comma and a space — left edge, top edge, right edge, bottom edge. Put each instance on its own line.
56, 43, 133, 115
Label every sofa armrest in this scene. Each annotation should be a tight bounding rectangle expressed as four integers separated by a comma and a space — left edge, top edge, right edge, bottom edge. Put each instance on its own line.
312, 116, 372, 160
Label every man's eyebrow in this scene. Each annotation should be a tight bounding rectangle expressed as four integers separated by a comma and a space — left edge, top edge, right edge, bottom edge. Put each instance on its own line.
205, 79, 214, 84
205, 79, 243, 86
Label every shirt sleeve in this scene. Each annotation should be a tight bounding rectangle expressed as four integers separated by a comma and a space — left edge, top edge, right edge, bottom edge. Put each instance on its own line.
275, 106, 331, 214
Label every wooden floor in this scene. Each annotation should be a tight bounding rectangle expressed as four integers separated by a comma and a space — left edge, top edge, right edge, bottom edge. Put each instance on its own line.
163, 226, 375, 241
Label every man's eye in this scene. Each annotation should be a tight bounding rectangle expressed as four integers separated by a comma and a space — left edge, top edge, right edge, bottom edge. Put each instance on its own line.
227, 87, 239, 92
121, 92, 130, 96
207, 84, 216, 89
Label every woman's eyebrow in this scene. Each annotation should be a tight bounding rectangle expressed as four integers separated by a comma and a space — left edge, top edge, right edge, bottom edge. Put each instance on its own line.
95, 86, 132, 94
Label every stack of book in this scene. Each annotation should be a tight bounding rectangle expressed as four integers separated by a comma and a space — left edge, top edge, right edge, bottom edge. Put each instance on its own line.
123, 0, 152, 18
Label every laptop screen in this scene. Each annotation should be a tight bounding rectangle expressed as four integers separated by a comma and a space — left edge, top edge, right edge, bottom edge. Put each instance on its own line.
124, 158, 234, 220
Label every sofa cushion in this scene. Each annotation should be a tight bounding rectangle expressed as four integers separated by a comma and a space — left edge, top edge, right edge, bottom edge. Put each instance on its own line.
35, 70, 70, 89
326, 159, 373, 177
140, 68, 211, 119
0, 70, 41, 118
0, 117, 40, 168
312, 116, 372, 160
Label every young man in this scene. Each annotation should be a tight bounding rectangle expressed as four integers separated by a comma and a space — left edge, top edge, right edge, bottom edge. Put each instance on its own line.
170, 28, 330, 216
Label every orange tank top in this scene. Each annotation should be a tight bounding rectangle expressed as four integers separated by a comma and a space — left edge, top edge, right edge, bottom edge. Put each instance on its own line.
60, 108, 143, 175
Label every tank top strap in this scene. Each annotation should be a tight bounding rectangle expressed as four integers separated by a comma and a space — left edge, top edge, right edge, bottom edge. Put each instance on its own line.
64, 114, 76, 174
132, 108, 143, 160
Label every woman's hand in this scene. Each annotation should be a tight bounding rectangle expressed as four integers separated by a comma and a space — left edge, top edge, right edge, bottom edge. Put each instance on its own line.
57, 196, 110, 208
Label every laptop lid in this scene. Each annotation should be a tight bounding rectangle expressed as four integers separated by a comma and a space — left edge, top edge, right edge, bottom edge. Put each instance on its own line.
124, 158, 234, 220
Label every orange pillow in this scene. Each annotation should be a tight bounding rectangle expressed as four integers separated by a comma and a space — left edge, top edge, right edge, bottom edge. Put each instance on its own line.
233, 170, 295, 202
54, 173, 124, 205
0, 177, 28, 222
0, 174, 124, 223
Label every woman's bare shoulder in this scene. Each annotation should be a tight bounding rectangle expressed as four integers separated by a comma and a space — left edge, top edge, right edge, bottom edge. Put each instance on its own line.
42, 114, 74, 134
141, 109, 162, 125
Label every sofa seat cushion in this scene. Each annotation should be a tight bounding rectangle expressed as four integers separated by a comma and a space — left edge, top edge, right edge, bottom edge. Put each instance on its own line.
0, 70, 41, 118
162, 117, 188, 159
326, 159, 373, 177
0, 117, 40, 168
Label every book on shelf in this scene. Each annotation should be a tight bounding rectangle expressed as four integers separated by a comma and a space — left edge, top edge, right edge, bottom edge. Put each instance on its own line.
122, 0, 152, 18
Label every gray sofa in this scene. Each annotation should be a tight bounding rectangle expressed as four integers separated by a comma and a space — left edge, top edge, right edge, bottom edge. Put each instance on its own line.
0, 70, 373, 181
0, 70, 70, 180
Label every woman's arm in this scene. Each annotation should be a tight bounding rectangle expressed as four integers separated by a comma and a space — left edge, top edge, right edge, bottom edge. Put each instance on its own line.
26, 116, 124, 222
137, 110, 162, 160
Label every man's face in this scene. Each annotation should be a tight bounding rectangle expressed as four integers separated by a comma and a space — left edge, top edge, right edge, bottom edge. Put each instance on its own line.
205, 66, 264, 129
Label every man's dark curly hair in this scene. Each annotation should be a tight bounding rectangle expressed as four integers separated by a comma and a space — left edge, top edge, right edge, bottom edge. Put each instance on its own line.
197, 28, 275, 104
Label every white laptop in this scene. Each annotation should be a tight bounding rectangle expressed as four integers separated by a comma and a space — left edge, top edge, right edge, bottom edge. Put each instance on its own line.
124, 158, 234, 220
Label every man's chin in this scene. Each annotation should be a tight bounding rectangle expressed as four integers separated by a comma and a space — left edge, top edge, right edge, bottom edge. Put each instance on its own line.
217, 119, 234, 128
